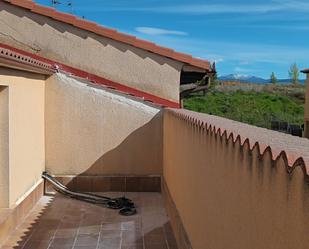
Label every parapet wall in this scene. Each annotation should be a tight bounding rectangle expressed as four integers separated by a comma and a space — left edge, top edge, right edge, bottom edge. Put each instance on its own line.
45, 73, 163, 176
163, 108, 309, 249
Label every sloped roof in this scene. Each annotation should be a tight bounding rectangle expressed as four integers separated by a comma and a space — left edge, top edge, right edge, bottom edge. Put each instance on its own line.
3, 0, 211, 70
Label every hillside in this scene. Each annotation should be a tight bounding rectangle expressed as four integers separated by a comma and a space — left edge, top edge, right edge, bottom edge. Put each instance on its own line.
183, 86, 305, 129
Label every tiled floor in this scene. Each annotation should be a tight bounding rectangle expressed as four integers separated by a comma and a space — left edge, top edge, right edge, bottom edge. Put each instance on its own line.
1, 193, 178, 249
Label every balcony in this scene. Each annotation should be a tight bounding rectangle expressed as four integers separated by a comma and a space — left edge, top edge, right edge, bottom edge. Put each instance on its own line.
1, 103, 309, 249
2, 192, 177, 249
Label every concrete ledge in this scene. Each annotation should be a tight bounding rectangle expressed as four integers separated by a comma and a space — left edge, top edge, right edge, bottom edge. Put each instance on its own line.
162, 178, 192, 249
0, 181, 44, 247
45, 175, 162, 193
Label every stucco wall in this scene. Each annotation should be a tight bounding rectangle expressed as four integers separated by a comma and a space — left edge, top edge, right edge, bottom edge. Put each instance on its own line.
0, 2, 183, 103
45, 73, 163, 176
163, 109, 309, 249
0, 86, 9, 207
0, 68, 45, 207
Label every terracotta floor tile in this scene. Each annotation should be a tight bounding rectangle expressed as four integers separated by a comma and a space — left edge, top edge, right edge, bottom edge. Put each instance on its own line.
121, 244, 144, 249
101, 222, 121, 230
98, 236, 121, 248
74, 234, 99, 246
2, 193, 178, 249
23, 240, 51, 249
100, 229, 122, 239
50, 237, 75, 246
54, 228, 78, 238
78, 225, 100, 235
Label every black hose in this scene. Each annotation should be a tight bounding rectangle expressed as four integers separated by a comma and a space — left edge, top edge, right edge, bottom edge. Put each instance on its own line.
42, 172, 136, 216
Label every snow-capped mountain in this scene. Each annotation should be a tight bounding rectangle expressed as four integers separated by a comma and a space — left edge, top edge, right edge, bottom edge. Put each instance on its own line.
218, 74, 305, 84
218, 74, 268, 84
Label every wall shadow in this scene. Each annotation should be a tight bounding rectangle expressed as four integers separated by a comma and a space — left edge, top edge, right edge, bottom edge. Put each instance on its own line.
81, 111, 163, 176
45, 106, 164, 181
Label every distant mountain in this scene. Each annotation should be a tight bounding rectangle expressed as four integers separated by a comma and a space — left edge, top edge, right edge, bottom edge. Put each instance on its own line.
218, 74, 268, 84
218, 74, 305, 84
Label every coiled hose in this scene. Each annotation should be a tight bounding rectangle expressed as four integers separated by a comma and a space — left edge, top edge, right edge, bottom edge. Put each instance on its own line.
42, 172, 136, 216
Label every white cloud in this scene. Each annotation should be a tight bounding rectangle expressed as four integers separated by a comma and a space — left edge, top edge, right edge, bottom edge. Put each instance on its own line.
239, 61, 250, 65
152, 4, 283, 14
204, 52, 224, 63
234, 67, 253, 73
215, 58, 224, 63
135, 27, 188, 36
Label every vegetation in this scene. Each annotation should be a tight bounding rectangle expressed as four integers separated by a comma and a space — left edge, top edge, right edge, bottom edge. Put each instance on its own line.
270, 72, 277, 84
209, 63, 218, 88
184, 85, 305, 129
289, 63, 300, 85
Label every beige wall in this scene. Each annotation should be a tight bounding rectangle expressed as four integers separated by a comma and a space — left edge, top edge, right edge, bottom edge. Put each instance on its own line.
45, 73, 163, 176
163, 109, 309, 249
305, 74, 309, 138
0, 68, 45, 207
0, 86, 9, 207
0, 2, 184, 103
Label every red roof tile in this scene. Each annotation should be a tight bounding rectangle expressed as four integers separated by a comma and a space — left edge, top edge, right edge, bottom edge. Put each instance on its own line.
169, 108, 309, 176
3, 0, 211, 70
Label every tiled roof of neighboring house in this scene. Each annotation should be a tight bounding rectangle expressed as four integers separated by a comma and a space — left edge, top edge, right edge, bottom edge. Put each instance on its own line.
168, 108, 309, 175
301, 69, 309, 73
0, 43, 179, 108
3, 0, 211, 70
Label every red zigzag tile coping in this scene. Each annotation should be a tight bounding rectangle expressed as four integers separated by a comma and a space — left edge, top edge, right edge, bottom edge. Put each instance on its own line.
3, 0, 210, 70
167, 108, 309, 176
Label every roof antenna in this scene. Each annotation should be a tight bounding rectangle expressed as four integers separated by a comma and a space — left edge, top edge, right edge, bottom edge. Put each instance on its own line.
51, 0, 61, 8
67, 1, 73, 14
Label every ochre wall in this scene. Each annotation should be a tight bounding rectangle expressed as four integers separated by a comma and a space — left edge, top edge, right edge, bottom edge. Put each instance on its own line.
163, 109, 309, 249
45, 73, 163, 176
0, 68, 45, 207
0, 2, 183, 103
305, 74, 309, 138
0, 86, 9, 207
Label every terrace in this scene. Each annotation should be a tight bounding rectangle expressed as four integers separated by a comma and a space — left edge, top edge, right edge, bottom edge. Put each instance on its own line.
2, 192, 176, 249
0, 1, 309, 249
1, 103, 309, 249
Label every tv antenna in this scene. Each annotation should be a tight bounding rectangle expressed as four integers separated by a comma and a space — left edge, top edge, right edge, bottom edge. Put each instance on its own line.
52, 1, 74, 14
67, 1, 73, 14
51, 0, 61, 8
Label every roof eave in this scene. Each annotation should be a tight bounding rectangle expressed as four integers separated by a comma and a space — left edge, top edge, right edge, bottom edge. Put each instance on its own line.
301, 69, 309, 74
0, 46, 55, 75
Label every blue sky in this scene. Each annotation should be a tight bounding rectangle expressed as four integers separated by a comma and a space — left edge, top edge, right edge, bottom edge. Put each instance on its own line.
35, 0, 308, 79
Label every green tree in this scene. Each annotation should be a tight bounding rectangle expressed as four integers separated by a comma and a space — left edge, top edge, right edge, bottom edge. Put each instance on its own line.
270, 72, 277, 84
289, 63, 300, 85
209, 62, 218, 88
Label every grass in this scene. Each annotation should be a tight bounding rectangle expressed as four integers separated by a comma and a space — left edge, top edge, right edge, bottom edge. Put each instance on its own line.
183, 89, 305, 129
